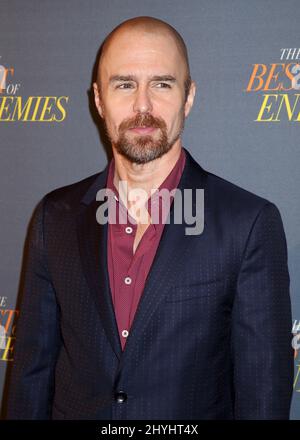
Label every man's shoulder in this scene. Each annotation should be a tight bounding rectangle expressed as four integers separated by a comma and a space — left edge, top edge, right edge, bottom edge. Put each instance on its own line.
187, 151, 280, 230
42, 168, 107, 211
206, 169, 270, 208
194, 164, 284, 237
187, 150, 271, 212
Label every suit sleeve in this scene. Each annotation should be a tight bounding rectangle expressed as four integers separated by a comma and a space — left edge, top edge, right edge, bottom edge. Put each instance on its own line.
5, 196, 62, 419
231, 202, 294, 419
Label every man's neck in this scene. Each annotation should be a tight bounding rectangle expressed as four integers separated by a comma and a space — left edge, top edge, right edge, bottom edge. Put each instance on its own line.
112, 143, 182, 200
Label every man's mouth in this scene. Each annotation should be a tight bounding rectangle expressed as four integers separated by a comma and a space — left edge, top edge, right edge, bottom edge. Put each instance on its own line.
129, 126, 157, 134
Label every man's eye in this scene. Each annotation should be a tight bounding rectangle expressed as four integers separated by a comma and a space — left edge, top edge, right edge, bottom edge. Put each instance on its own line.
117, 83, 134, 89
156, 82, 172, 88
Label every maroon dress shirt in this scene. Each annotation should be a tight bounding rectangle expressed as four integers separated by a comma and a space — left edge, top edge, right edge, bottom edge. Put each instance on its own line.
106, 148, 186, 350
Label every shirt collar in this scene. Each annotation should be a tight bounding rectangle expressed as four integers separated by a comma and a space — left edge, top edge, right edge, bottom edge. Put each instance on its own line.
105, 148, 186, 229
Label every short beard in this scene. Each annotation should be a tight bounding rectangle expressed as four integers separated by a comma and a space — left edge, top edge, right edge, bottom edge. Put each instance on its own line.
105, 111, 185, 165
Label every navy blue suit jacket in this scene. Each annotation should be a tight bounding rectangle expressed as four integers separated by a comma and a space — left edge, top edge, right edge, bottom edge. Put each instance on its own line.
6, 148, 294, 419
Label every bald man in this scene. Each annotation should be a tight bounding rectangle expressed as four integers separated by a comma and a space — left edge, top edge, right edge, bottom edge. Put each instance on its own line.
6, 16, 293, 420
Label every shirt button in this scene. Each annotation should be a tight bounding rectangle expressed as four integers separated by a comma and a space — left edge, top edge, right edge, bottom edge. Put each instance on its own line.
122, 330, 129, 338
125, 226, 133, 234
115, 391, 127, 403
124, 276, 132, 285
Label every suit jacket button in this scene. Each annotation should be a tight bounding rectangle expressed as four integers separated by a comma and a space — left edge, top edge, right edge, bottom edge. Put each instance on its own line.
115, 391, 127, 403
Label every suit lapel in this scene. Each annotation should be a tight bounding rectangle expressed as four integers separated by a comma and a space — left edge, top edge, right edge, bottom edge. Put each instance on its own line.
76, 148, 208, 365
76, 166, 123, 360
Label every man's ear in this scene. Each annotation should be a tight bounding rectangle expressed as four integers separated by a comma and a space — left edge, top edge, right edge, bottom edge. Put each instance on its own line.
184, 80, 196, 118
93, 82, 104, 118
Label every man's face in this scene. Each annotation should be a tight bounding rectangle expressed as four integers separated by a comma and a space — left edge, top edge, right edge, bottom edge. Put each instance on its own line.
93, 28, 195, 164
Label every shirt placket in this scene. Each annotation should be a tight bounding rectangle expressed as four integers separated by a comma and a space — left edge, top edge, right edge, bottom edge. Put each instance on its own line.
114, 194, 157, 349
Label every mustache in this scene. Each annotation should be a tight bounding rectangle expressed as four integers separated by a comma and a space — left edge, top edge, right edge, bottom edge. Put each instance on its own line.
119, 113, 166, 131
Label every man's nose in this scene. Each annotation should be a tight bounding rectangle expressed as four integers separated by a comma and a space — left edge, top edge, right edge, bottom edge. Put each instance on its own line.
133, 86, 153, 113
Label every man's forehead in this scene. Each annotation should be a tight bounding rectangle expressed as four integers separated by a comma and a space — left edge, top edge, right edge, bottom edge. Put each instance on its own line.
106, 23, 177, 46
99, 30, 184, 77
101, 64, 182, 86
96, 19, 190, 87
102, 27, 183, 62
